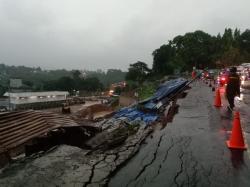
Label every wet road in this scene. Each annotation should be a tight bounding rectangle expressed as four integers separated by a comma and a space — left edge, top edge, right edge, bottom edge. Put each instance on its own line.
109, 81, 250, 187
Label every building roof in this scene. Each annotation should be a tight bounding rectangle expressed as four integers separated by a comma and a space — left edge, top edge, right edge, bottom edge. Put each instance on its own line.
0, 110, 80, 154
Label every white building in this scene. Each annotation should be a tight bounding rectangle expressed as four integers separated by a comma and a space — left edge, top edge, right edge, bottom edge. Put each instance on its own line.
3, 91, 69, 110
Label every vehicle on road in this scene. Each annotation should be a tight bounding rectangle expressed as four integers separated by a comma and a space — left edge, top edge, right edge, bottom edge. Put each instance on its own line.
242, 67, 250, 80
217, 70, 229, 86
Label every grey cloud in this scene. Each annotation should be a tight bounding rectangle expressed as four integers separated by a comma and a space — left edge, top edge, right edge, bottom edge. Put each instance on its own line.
0, 0, 250, 71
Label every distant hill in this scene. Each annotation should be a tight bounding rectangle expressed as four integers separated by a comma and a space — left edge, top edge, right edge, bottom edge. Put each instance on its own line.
0, 64, 127, 95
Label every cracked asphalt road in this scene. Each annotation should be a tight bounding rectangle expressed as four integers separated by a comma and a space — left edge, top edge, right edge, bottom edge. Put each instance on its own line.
109, 81, 250, 187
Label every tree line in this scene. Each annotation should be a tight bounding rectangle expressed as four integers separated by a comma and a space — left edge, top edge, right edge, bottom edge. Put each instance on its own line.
152, 28, 250, 75
126, 28, 250, 83
0, 64, 126, 95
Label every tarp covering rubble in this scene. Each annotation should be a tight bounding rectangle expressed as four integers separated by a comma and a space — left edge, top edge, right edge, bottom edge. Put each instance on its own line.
114, 78, 188, 124
114, 108, 158, 125
142, 78, 188, 110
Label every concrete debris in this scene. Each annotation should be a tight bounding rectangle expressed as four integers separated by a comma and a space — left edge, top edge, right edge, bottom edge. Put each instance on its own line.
85, 120, 142, 150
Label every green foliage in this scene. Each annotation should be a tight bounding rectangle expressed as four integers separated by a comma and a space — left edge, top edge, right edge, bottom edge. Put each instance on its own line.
0, 64, 126, 95
124, 80, 138, 91
84, 69, 126, 88
138, 83, 157, 100
126, 61, 151, 85
43, 76, 103, 94
152, 28, 250, 74
152, 44, 176, 75
239, 29, 250, 53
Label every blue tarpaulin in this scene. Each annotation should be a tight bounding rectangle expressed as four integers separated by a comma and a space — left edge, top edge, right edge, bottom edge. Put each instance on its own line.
114, 107, 158, 125
114, 78, 188, 125
141, 78, 188, 109
152, 78, 188, 101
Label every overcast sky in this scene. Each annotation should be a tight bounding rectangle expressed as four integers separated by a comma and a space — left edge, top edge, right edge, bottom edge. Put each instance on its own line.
0, 0, 249, 71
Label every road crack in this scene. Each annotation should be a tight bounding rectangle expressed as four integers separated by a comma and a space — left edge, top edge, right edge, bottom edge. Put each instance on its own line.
173, 151, 184, 187
125, 134, 164, 187
150, 137, 175, 182
83, 155, 107, 187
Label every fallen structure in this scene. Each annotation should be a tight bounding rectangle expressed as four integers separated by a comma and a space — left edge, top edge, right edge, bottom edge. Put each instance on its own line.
0, 110, 97, 167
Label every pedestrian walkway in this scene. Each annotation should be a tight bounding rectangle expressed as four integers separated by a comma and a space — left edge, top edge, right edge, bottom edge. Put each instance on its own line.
109, 81, 250, 187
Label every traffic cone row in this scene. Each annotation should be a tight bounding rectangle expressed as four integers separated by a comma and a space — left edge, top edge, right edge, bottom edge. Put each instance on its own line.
202, 75, 247, 150
212, 87, 247, 150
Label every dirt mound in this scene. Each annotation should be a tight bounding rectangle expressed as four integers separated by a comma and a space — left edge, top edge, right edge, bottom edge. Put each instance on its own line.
74, 104, 114, 121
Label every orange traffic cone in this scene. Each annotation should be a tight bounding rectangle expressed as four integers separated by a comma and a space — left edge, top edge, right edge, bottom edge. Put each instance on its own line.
226, 112, 247, 150
214, 89, 222, 107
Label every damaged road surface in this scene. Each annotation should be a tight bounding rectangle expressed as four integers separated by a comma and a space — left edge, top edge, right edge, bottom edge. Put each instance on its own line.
109, 81, 250, 187
3, 78, 250, 186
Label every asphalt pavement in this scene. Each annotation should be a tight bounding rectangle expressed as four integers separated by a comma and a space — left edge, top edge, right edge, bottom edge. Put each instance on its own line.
109, 80, 250, 187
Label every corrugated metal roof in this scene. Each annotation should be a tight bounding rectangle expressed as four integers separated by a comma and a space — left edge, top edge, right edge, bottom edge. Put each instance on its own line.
0, 110, 80, 154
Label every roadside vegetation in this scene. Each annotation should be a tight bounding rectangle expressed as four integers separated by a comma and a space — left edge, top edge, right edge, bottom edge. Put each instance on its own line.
125, 28, 250, 96
138, 83, 157, 100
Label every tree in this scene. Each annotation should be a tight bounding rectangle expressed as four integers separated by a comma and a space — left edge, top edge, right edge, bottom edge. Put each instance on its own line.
220, 47, 241, 66
221, 28, 234, 51
239, 29, 250, 53
72, 70, 81, 80
80, 77, 103, 91
172, 31, 215, 70
152, 44, 176, 75
126, 61, 151, 85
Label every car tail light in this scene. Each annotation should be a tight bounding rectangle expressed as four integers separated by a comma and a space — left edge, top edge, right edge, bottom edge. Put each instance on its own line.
221, 77, 226, 81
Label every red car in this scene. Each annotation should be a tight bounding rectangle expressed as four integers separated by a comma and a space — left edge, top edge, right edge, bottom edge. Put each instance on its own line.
217, 71, 229, 86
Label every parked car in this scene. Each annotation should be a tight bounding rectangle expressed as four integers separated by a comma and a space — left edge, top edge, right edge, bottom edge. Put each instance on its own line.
242, 67, 250, 80
217, 70, 230, 86
202, 69, 218, 80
